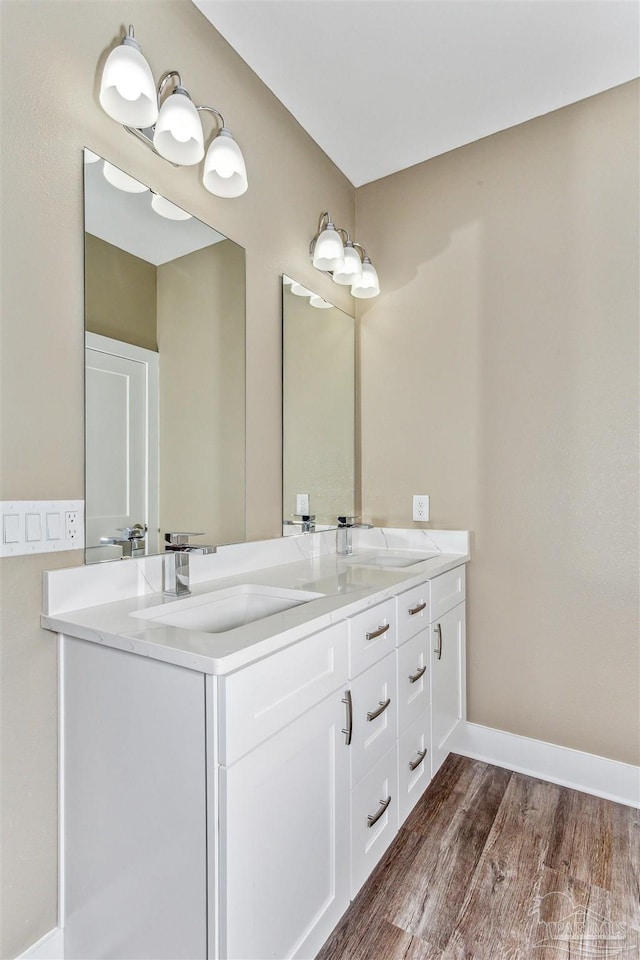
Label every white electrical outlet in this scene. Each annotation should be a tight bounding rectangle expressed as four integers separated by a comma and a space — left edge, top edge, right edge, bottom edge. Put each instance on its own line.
65, 510, 79, 541
296, 493, 310, 515
412, 495, 430, 522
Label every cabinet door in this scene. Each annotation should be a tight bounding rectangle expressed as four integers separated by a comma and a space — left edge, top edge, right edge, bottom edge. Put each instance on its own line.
430, 601, 465, 777
220, 690, 350, 960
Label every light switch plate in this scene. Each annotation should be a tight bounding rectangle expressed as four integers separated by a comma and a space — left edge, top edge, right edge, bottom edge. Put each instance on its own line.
0, 500, 84, 557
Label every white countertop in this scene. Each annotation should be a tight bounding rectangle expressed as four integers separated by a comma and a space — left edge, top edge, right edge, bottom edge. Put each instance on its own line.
42, 530, 469, 676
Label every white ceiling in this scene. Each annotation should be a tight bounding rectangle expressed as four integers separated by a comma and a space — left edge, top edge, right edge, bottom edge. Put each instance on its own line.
194, 0, 640, 187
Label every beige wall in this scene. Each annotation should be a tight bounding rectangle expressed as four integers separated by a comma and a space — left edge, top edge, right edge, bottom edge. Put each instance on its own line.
0, 2, 353, 955
158, 241, 246, 545
1, 1, 637, 954
357, 81, 640, 767
85, 234, 158, 351
283, 288, 356, 523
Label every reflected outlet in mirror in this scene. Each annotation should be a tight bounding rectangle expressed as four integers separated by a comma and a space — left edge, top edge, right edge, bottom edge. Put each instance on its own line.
83, 150, 246, 564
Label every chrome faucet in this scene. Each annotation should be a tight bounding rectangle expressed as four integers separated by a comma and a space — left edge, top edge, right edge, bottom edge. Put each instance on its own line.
336, 516, 374, 556
100, 523, 147, 558
163, 532, 217, 597
284, 514, 316, 534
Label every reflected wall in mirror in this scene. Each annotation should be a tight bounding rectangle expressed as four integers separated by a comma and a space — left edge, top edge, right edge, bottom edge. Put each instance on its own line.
84, 150, 246, 562
282, 276, 356, 530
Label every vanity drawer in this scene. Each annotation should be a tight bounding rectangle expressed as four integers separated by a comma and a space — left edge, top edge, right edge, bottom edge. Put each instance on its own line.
219, 621, 348, 766
396, 581, 430, 645
349, 651, 398, 788
431, 565, 466, 621
397, 713, 431, 827
350, 742, 399, 899
348, 598, 396, 677
396, 629, 429, 736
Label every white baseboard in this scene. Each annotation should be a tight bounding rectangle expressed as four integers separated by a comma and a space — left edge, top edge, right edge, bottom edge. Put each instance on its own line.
16, 927, 64, 960
450, 721, 640, 809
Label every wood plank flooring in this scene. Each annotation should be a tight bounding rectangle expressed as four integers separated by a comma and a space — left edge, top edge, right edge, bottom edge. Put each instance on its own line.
316, 755, 639, 960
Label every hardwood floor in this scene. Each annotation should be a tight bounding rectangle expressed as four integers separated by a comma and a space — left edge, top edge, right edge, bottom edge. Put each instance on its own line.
316, 755, 640, 960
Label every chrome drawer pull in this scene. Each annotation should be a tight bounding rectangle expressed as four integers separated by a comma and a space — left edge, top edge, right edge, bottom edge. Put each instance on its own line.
366, 622, 390, 641
408, 601, 427, 616
367, 697, 391, 722
409, 664, 427, 684
434, 623, 443, 661
367, 795, 392, 828
409, 748, 427, 771
341, 690, 353, 746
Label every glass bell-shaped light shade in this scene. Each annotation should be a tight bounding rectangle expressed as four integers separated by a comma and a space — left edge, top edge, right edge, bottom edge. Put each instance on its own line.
351, 257, 380, 299
203, 129, 248, 198
103, 161, 148, 193
312, 221, 344, 272
332, 241, 362, 285
309, 294, 333, 309
151, 193, 192, 221
153, 88, 204, 165
290, 282, 313, 297
99, 33, 159, 128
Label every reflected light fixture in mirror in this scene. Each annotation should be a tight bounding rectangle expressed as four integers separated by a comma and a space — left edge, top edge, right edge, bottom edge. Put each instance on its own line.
99, 25, 248, 198
83, 150, 246, 564
282, 275, 356, 531
309, 211, 380, 298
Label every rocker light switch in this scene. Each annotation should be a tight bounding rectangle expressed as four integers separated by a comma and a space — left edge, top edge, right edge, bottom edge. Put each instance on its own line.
3, 514, 20, 543
46, 512, 61, 540
26, 513, 42, 541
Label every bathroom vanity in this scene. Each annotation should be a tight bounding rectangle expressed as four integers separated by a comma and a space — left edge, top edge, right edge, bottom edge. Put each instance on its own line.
43, 529, 468, 960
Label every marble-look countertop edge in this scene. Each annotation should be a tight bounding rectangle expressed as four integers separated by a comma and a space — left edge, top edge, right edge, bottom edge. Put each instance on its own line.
42, 550, 469, 676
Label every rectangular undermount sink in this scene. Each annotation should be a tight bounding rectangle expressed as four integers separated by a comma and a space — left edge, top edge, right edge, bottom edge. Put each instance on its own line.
130, 584, 325, 634
352, 553, 439, 568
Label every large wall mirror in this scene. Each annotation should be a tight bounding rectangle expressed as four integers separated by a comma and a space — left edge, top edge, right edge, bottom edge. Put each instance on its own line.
84, 150, 246, 562
282, 275, 356, 530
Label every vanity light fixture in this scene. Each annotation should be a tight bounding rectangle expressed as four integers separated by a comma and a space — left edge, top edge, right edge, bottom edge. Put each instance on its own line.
99, 25, 248, 199
309, 211, 380, 298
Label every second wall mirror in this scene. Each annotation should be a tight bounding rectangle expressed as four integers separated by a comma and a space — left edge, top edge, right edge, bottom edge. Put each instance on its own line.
84, 150, 246, 562
282, 276, 356, 531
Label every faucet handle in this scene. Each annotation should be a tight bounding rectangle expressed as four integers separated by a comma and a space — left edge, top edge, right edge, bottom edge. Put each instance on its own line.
337, 515, 359, 527
165, 532, 205, 547
293, 514, 316, 522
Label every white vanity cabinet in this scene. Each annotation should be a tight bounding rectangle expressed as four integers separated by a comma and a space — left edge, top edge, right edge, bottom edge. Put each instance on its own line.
57, 556, 467, 960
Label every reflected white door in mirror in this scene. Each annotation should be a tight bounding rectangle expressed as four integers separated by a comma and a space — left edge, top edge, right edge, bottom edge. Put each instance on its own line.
85, 334, 159, 562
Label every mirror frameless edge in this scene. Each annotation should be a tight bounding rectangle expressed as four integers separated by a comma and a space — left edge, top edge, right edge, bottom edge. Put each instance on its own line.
83, 148, 247, 564
282, 274, 356, 534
